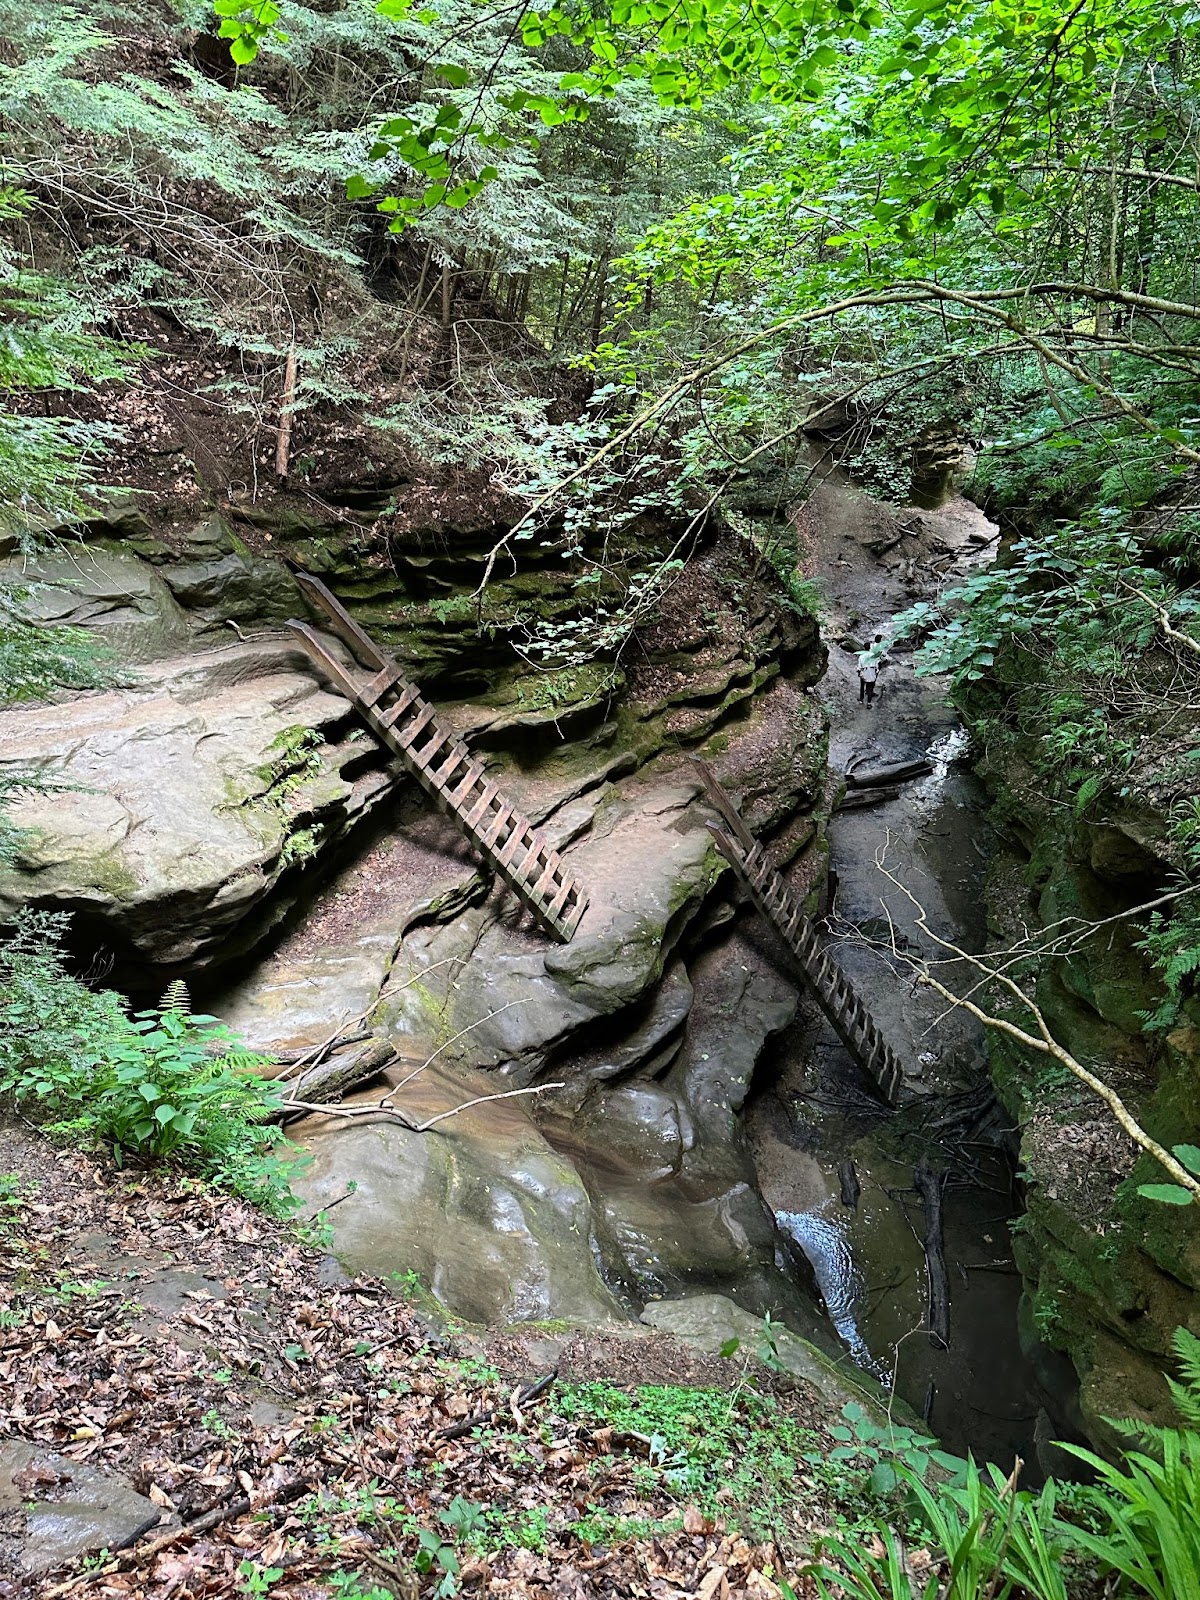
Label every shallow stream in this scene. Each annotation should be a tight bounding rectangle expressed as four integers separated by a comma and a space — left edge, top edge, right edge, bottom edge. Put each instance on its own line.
746, 473, 1070, 1472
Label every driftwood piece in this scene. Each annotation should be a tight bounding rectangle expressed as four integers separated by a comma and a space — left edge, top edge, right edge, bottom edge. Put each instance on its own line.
835, 785, 902, 812
838, 1159, 861, 1210
915, 1161, 950, 1349
846, 757, 933, 789
276, 1037, 398, 1124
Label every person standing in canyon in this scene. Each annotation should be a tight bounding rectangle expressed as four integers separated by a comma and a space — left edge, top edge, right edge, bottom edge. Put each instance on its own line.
857, 633, 888, 707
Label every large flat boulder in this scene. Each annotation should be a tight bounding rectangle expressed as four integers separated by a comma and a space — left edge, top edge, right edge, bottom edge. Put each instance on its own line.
0, 640, 393, 970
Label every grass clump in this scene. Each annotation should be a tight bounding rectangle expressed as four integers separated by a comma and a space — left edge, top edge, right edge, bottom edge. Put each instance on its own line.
802, 1329, 1200, 1599
555, 1380, 828, 1541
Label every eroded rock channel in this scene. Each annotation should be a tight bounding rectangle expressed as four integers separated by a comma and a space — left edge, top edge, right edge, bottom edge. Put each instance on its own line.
0, 473, 1068, 1464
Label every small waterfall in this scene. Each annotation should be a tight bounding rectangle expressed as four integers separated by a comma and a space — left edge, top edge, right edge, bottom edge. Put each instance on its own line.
777, 1210, 890, 1383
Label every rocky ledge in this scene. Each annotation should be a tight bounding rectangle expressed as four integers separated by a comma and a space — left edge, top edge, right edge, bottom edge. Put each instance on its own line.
2, 498, 854, 1372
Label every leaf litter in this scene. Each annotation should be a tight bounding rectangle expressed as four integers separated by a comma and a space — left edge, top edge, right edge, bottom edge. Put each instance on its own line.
0, 1123, 848, 1599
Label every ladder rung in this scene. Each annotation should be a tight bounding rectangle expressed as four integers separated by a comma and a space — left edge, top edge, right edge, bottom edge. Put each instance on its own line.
449, 760, 486, 808
465, 782, 501, 832
361, 660, 409, 709
431, 746, 469, 788
530, 863, 561, 905
378, 683, 422, 729
513, 840, 543, 880
497, 827, 531, 870
479, 806, 515, 853
397, 704, 436, 751
416, 728, 451, 769
546, 877, 576, 920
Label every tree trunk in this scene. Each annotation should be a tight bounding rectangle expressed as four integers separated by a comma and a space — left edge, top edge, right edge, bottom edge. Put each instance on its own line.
551, 255, 570, 345
274, 348, 297, 479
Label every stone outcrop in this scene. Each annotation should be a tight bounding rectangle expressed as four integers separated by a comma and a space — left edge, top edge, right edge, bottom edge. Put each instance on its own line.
3, 492, 837, 1342
1, 506, 822, 987
0, 638, 392, 971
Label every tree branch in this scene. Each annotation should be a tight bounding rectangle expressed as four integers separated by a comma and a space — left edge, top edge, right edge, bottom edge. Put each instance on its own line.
874, 856, 1200, 1203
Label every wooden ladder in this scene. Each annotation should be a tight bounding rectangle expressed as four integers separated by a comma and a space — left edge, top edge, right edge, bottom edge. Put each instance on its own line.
287, 572, 589, 943
690, 759, 907, 1104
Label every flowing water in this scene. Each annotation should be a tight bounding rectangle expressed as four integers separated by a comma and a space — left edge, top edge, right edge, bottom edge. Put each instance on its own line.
746, 472, 1079, 1471
775, 1208, 891, 1383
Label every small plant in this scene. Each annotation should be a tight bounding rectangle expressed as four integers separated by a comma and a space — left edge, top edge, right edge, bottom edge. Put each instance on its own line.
815, 1401, 964, 1498
414, 1526, 459, 1596
0, 910, 303, 1213
1136, 1141, 1200, 1207
237, 1561, 284, 1597
325, 1574, 394, 1600
202, 1408, 234, 1440
1058, 1328, 1200, 1600
801, 1460, 1072, 1600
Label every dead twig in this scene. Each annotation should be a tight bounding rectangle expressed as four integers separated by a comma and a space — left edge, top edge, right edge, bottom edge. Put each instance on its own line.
435, 1371, 557, 1441
42, 1477, 315, 1596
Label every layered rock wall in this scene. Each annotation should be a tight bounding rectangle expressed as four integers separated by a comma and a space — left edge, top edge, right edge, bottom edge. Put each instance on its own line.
980, 763, 1200, 1446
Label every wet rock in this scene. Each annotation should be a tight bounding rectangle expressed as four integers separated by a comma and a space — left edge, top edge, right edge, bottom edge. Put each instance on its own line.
567, 960, 695, 1089
575, 1082, 693, 1181
0, 1440, 161, 1574
0, 639, 393, 971
667, 940, 798, 1183
295, 1068, 626, 1327
595, 1181, 782, 1302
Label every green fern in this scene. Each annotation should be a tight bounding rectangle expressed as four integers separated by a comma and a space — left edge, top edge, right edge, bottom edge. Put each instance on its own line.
159, 980, 192, 1015
1168, 1329, 1200, 1428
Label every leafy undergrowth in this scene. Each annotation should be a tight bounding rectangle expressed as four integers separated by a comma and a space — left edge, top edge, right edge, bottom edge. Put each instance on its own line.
0, 1123, 864, 1599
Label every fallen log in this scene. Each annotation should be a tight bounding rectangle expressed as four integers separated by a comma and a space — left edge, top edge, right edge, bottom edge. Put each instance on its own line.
838, 1159, 861, 1210
915, 1160, 950, 1349
272, 1027, 372, 1070
275, 1037, 399, 1123
846, 757, 933, 789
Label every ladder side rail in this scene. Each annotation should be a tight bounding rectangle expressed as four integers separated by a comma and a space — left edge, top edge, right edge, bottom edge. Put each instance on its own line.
690, 758, 758, 854
706, 819, 901, 1105
292, 574, 393, 673
289, 617, 588, 943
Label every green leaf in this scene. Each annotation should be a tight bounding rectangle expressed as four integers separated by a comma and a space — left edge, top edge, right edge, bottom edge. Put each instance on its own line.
1137, 1183, 1194, 1206
138, 1082, 160, 1102
718, 1337, 741, 1358
1173, 1144, 1200, 1177
435, 63, 470, 87
345, 174, 375, 200
154, 1103, 177, 1124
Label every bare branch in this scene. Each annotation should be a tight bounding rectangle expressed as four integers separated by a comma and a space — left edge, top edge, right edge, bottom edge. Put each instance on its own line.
276, 1082, 563, 1132
875, 856, 1200, 1203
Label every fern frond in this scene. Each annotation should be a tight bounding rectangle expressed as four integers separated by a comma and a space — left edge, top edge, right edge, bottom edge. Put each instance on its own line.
159, 979, 191, 1014
1169, 1329, 1200, 1427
